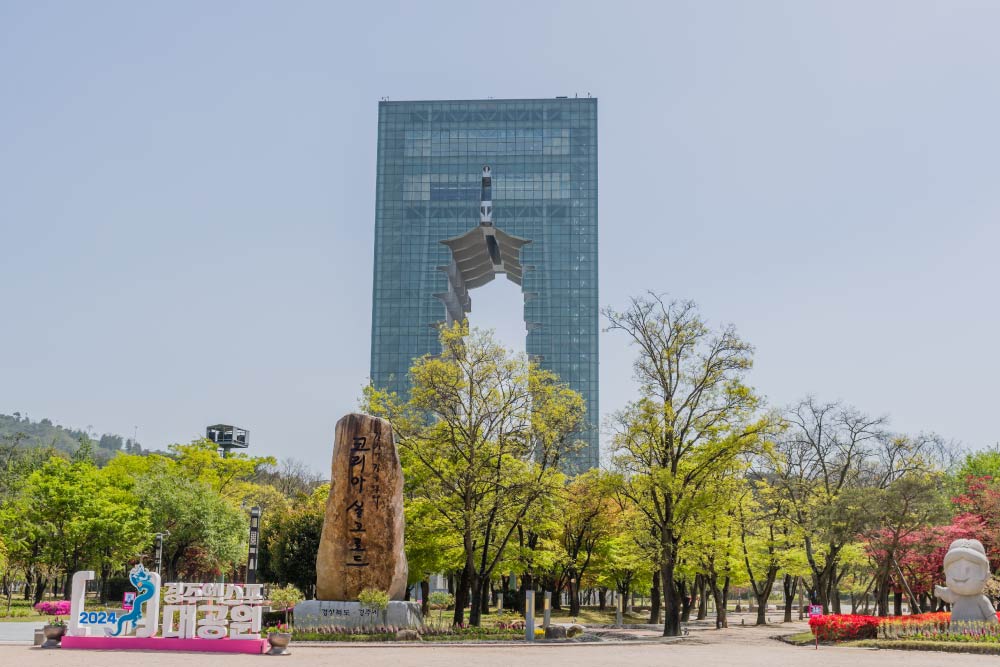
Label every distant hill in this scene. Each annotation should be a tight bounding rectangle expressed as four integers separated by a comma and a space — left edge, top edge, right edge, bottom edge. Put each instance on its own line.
0, 412, 142, 463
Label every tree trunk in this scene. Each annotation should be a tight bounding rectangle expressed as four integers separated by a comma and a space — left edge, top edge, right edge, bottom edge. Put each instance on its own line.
480, 579, 490, 614
752, 567, 778, 626
649, 570, 662, 624
710, 575, 729, 629
22, 569, 32, 601
454, 560, 472, 625
661, 540, 682, 637
694, 574, 707, 621
520, 572, 534, 614
99, 564, 111, 603
468, 570, 484, 626
598, 587, 607, 611
782, 574, 797, 623
4, 575, 13, 616
873, 560, 892, 617
893, 590, 903, 617
679, 580, 692, 622
569, 579, 581, 617
420, 580, 430, 616
811, 568, 832, 612
33, 577, 46, 605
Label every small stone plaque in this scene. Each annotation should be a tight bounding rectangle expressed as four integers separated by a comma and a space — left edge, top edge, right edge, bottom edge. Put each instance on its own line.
293, 601, 422, 630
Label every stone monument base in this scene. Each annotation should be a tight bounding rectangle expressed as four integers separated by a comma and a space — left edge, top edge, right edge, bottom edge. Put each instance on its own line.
293, 601, 422, 630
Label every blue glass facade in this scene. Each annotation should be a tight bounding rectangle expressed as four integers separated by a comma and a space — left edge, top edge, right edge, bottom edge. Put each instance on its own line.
370, 98, 598, 472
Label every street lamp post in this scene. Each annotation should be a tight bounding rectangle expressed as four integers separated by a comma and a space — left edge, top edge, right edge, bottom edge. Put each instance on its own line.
247, 506, 261, 584
154, 531, 170, 574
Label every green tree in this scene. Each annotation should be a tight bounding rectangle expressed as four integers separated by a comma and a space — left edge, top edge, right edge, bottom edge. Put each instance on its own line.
604, 295, 769, 636
737, 484, 784, 625
677, 470, 745, 629
1, 457, 149, 598
957, 447, 1000, 482
403, 496, 461, 615
766, 398, 943, 613
556, 470, 613, 616
104, 452, 246, 581
366, 322, 586, 626
591, 498, 654, 617
260, 484, 327, 596
857, 472, 950, 615
0, 533, 7, 578
169, 439, 276, 502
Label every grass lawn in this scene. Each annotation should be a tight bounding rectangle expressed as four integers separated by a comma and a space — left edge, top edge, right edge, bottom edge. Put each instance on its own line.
0, 598, 42, 621
547, 607, 651, 625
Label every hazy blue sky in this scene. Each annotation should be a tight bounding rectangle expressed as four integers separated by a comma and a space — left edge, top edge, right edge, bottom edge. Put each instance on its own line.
2, 1, 997, 472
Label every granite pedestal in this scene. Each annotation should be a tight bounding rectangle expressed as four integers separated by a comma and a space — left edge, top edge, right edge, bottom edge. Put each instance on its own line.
293, 601, 422, 630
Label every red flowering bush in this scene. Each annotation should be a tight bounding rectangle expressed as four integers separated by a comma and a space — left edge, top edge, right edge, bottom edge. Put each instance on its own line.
809, 614, 880, 641
812, 612, 1000, 643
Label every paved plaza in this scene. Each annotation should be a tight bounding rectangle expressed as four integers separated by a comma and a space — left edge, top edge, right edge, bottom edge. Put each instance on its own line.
4, 621, 1000, 666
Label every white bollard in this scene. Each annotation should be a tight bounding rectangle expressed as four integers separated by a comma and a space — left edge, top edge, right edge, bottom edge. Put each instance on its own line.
525, 590, 535, 641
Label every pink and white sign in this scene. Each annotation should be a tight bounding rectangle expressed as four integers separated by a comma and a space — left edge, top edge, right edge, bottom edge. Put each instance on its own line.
66, 569, 267, 654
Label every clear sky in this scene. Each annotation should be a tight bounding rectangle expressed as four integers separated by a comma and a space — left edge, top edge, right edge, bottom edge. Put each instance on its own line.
1, 1, 997, 472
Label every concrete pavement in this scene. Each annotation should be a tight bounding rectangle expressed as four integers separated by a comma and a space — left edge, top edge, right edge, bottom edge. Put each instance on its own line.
2, 622, 1000, 666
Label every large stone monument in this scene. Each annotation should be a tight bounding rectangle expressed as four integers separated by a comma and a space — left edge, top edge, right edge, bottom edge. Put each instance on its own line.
295, 413, 420, 630
935, 538, 999, 624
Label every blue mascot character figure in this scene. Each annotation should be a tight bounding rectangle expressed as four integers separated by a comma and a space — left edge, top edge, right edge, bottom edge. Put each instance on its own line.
108, 564, 157, 637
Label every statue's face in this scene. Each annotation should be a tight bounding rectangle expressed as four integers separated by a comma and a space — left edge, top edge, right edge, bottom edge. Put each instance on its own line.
945, 557, 988, 596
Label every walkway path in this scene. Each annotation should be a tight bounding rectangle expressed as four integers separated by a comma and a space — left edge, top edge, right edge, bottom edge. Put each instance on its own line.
0, 621, 36, 643
2, 614, 999, 665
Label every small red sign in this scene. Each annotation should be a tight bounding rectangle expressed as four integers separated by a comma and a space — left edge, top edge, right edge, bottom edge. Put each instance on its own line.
122, 592, 136, 611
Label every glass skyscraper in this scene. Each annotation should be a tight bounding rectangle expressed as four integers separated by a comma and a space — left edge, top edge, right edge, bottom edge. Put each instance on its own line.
370, 98, 598, 472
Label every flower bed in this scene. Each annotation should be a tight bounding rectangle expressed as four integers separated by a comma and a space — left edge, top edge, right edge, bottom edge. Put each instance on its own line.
810, 612, 1000, 643
34, 600, 71, 616
880, 612, 1000, 642
808, 614, 880, 641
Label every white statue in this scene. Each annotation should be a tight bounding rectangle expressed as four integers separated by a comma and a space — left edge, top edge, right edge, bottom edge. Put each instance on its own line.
935, 538, 998, 623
